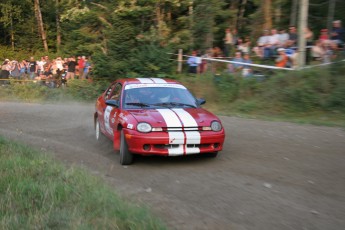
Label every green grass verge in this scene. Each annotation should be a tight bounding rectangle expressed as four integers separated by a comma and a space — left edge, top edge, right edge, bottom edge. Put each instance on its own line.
0, 136, 166, 230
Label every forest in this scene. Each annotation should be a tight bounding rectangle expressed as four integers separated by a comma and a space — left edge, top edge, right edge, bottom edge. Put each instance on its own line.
0, 0, 344, 78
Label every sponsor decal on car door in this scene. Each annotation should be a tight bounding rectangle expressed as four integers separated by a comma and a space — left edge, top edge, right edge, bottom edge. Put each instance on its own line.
104, 106, 114, 136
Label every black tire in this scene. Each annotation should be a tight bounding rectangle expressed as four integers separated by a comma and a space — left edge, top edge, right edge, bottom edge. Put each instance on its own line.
204, 152, 218, 158
95, 117, 106, 141
120, 130, 133, 165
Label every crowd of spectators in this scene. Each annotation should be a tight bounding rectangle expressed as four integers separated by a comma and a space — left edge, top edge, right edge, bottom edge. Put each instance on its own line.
187, 20, 345, 77
0, 55, 91, 86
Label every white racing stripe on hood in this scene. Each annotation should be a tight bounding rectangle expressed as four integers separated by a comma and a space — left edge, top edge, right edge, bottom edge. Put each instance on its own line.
136, 78, 154, 83
172, 108, 198, 126
157, 109, 182, 127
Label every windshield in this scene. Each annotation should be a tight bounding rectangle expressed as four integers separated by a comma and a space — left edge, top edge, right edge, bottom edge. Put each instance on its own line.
122, 85, 198, 109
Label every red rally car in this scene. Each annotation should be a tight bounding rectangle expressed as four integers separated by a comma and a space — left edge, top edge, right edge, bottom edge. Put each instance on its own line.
94, 78, 225, 165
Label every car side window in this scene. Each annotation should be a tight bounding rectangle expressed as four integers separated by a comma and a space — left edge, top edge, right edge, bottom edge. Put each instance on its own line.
105, 84, 116, 100
109, 84, 122, 100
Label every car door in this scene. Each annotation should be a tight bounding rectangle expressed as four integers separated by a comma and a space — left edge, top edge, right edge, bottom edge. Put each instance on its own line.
103, 83, 122, 139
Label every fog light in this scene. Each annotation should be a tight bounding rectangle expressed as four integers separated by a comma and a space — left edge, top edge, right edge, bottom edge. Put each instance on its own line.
143, 144, 151, 151
214, 143, 220, 149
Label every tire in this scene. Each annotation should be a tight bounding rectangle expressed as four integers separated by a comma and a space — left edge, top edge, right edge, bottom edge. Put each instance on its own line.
95, 118, 106, 141
204, 152, 218, 158
120, 130, 133, 165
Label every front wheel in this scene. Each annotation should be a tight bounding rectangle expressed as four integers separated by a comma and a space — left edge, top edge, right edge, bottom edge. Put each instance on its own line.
204, 152, 218, 158
119, 130, 133, 165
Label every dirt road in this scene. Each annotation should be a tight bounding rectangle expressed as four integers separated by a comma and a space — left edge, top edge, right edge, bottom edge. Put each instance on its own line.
1, 101, 344, 230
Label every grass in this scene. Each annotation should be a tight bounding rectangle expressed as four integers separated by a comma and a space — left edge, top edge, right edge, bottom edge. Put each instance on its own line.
0, 136, 166, 230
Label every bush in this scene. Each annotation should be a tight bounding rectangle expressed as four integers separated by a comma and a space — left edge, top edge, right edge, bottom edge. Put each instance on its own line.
64, 79, 109, 101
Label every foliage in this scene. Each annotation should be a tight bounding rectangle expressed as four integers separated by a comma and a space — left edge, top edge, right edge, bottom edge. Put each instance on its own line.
2, 1, 344, 78
0, 136, 166, 229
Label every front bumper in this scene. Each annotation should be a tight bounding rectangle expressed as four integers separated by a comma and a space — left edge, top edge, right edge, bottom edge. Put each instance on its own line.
123, 129, 225, 156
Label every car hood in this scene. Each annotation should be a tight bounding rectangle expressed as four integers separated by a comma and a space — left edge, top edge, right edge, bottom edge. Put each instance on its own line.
128, 108, 219, 127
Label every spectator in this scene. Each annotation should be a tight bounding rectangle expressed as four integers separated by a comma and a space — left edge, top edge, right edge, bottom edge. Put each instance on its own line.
330, 20, 345, 47
28, 57, 38, 80
77, 56, 85, 79
241, 53, 253, 77
305, 27, 314, 65
10, 60, 21, 79
187, 51, 200, 74
0, 59, 11, 85
312, 40, 325, 61
275, 48, 289, 67
228, 52, 243, 72
237, 38, 251, 54
200, 49, 212, 74
278, 29, 289, 47
19, 60, 28, 79
82, 57, 91, 79
319, 29, 329, 41
43, 56, 52, 75
223, 28, 234, 57
254, 30, 270, 58
66, 56, 77, 80
264, 28, 280, 59
37, 56, 46, 76
287, 26, 298, 48
55, 56, 64, 78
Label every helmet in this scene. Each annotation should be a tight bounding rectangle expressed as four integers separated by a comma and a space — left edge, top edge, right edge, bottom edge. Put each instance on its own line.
156, 88, 171, 103
158, 94, 171, 103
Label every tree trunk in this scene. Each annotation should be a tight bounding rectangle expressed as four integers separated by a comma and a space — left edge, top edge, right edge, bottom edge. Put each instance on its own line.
56, 0, 61, 52
327, 0, 336, 32
274, 0, 282, 24
290, 0, 298, 26
237, 0, 248, 30
34, 0, 48, 52
263, 0, 272, 29
10, 12, 14, 51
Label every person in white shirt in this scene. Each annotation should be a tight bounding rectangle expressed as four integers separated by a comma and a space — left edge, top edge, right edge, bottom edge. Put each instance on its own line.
263, 29, 280, 59
254, 30, 270, 58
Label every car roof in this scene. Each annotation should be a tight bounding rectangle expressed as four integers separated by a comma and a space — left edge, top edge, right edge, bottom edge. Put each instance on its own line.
116, 78, 181, 86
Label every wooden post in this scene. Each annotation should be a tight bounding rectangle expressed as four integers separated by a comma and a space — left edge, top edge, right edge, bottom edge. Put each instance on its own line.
297, 0, 309, 69
177, 49, 183, 73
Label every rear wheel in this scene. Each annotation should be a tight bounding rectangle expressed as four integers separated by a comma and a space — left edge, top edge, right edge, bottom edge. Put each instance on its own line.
120, 130, 133, 165
95, 118, 106, 141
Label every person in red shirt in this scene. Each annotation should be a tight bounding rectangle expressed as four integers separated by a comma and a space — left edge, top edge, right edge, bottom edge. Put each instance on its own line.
319, 29, 329, 41
77, 56, 85, 79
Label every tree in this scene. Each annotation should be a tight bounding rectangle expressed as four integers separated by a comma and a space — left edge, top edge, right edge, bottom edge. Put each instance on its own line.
34, 0, 48, 52
0, 2, 23, 50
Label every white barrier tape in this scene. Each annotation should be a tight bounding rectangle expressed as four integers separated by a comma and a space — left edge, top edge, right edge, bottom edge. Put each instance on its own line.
299, 59, 345, 70
200, 57, 294, 71
169, 52, 345, 71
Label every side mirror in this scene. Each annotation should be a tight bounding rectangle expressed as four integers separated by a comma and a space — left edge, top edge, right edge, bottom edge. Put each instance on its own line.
105, 99, 120, 107
197, 98, 206, 105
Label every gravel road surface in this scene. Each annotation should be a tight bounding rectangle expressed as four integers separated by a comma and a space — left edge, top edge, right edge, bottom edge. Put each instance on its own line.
1, 101, 344, 230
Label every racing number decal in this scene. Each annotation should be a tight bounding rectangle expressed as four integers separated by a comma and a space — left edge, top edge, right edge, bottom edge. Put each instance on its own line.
104, 106, 113, 136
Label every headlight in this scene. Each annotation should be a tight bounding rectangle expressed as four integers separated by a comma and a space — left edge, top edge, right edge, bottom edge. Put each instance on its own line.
211, 121, 222, 132
137, 122, 152, 133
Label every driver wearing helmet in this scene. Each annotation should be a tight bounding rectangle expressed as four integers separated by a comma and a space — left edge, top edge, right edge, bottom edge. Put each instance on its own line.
155, 87, 171, 103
